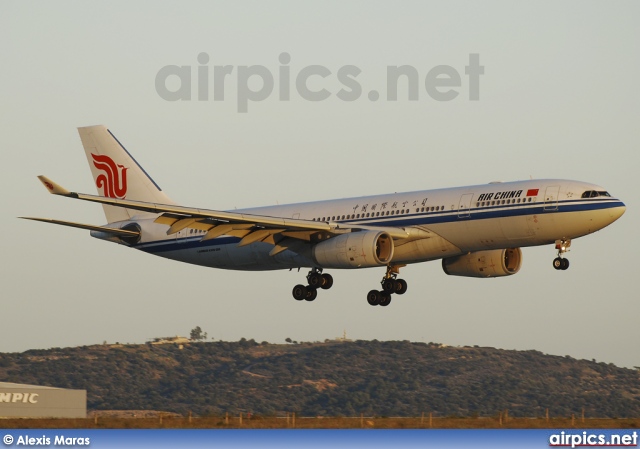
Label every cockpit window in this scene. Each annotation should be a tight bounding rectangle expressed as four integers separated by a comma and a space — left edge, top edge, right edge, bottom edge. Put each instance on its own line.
581, 190, 611, 198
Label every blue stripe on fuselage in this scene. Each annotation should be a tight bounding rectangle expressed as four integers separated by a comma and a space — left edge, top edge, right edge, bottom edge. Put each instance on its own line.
133, 199, 624, 254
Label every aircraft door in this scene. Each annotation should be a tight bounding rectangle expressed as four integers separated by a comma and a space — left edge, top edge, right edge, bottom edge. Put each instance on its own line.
544, 186, 560, 211
458, 193, 474, 218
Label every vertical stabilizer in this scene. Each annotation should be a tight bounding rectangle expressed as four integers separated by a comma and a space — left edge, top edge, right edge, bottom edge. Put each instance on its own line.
78, 125, 175, 223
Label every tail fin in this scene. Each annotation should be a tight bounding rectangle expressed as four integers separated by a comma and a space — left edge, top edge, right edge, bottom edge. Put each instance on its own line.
78, 125, 175, 223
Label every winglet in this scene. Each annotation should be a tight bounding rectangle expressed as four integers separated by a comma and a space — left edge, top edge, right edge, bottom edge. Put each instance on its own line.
37, 176, 71, 196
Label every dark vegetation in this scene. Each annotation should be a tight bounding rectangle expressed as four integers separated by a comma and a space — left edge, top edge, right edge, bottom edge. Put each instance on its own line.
1, 340, 638, 418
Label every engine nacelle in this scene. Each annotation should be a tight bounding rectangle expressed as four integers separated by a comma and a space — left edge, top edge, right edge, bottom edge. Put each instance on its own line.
312, 231, 394, 269
442, 248, 522, 278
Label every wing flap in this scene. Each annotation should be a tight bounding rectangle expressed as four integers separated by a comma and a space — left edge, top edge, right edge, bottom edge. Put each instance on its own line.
202, 224, 253, 241
238, 229, 285, 247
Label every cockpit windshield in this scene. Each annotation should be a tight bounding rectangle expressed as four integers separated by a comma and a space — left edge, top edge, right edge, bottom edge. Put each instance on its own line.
581, 190, 611, 198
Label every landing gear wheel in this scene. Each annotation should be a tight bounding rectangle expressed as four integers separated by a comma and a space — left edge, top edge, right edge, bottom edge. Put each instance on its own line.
553, 239, 572, 271
382, 279, 397, 293
292, 284, 308, 301
320, 273, 334, 290
307, 272, 323, 289
378, 292, 392, 307
305, 288, 318, 302
367, 290, 381, 306
377, 264, 407, 302
395, 279, 408, 295
553, 257, 563, 270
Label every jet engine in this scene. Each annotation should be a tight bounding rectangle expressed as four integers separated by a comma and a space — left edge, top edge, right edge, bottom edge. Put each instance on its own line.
313, 231, 394, 269
442, 248, 522, 278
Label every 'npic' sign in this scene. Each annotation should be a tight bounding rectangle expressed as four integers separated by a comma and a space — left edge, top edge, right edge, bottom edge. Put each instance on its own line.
0, 382, 86, 418
0, 392, 38, 403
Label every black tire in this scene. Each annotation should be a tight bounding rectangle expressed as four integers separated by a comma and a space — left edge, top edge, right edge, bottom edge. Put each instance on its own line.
553, 257, 563, 270
382, 279, 397, 293
379, 292, 392, 307
307, 272, 322, 288
320, 273, 334, 290
561, 258, 570, 270
367, 290, 380, 306
292, 284, 308, 301
305, 287, 317, 301
395, 279, 408, 295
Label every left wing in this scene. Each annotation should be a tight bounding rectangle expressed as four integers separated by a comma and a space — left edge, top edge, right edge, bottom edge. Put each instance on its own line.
19, 217, 140, 237
34, 176, 412, 254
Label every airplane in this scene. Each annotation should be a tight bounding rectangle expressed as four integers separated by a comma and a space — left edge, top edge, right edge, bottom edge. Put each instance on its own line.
22, 125, 626, 307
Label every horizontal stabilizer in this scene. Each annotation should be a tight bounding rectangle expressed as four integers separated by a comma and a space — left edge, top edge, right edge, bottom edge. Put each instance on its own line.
19, 217, 140, 237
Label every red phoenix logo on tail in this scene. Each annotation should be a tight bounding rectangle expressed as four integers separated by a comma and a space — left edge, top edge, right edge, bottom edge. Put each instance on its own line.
91, 153, 128, 199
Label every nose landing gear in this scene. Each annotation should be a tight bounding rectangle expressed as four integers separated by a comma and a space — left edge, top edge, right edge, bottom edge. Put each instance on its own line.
292, 268, 333, 302
553, 239, 571, 270
367, 265, 407, 306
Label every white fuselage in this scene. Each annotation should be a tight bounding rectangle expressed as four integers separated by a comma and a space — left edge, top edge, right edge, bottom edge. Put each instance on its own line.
93, 179, 626, 271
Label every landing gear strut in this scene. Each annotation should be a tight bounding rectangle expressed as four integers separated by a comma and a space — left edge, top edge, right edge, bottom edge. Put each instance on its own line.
552, 239, 571, 271
292, 268, 333, 302
367, 265, 407, 306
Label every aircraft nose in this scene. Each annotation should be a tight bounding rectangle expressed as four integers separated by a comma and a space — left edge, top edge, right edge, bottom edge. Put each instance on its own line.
610, 201, 626, 221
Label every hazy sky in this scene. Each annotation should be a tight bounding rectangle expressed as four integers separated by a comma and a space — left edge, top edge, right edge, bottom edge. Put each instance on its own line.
2, 1, 638, 368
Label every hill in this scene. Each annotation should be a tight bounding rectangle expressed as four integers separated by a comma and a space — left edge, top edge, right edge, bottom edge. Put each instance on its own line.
1, 340, 638, 417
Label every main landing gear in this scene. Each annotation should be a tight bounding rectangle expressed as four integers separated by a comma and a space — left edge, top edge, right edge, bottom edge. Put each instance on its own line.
367, 265, 408, 307
552, 238, 571, 271
292, 268, 334, 302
